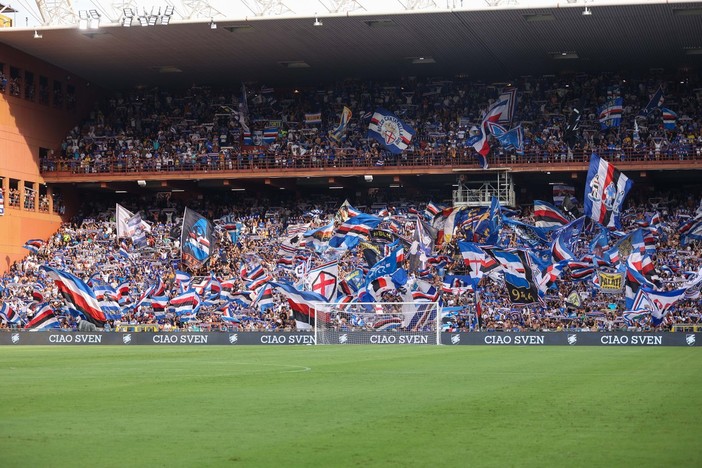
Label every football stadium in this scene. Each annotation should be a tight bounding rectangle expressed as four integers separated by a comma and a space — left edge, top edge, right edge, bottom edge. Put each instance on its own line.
1, 0, 702, 465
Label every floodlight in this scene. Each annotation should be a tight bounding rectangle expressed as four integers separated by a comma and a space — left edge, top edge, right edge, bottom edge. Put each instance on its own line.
160, 6, 174, 25
582, 7, 592, 15
313, 13, 322, 26
210, 19, 217, 29
88, 9, 101, 29
33, 30, 43, 39
78, 10, 89, 30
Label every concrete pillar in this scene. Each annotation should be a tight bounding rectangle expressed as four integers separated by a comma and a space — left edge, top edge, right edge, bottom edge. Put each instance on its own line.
33, 181, 39, 212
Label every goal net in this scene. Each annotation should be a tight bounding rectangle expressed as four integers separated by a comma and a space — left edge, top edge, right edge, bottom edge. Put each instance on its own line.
313, 301, 441, 345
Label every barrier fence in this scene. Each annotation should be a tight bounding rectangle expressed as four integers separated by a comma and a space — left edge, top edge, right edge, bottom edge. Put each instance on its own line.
40, 146, 702, 176
0, 332, 699, 346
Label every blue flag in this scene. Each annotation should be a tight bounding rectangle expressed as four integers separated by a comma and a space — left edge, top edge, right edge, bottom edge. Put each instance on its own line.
181, 207, 214, 268
367, 108, 415, 154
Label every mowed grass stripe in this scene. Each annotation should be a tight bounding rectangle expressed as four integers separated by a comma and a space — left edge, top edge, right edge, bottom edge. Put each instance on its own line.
0, 346, 700, 467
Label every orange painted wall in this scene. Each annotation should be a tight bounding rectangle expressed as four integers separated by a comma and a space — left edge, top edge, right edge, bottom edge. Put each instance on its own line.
0, 209, 61, 273
0, 42, 98, 273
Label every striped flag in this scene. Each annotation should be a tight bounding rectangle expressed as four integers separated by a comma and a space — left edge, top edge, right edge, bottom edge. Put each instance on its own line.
175, 270, 192, 292
492, 249, 541, 305
533, 200, 570, 229
112, 282, 131, 302
253, 284, 274, 312
661, 108, 677, 130
32, 282, 45, 302
441, 275, 475, 295
40, 266, 106, 326
262, 127, 278, 144
634, 286, 687, 326
170, 289, 201, 315
269, 281, 328, 330
329, 106, 352, 143
624, 252, 656, 309
368, 276, 396, 301
304, 112, 322, 125
329, 214, 383, 248
584, 154, 633, 229
0, 303, 22, 325
497, 88, 517, 124
149, 296, 169, 312
23, 239, 45, 253
98, 298, 122, 320
468, 98, 510, 168
457, 241, 488, 281
25, 303, 60, 330
598, 97, 623, 129
368, 108, 415, 154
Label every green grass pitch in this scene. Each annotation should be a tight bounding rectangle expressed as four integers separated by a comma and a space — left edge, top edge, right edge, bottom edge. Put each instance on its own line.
1, 346, 701, 467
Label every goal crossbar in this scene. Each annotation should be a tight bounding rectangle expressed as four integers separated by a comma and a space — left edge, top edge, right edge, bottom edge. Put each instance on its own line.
312, 301, 441, 345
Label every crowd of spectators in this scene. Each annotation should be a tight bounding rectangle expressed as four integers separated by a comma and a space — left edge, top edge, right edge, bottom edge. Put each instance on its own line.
1, 188, 700, 333
39, 72, 702, 174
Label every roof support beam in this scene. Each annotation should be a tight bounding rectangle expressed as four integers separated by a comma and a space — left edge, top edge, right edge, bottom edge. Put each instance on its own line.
241, 0, 293, 17
35, 0, 77, 26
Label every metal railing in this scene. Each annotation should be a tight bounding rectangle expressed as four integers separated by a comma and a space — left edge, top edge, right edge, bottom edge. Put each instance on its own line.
40, 146, 702, 176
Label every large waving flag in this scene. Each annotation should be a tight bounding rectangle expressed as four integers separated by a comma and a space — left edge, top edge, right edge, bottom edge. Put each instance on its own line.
368, 108, 415, 154
25, 303, 60, 330
441, 275, 475, 295
584, 154, 633, 229
661, 108, 677, 130
550, 217, 584, 262
41, 266, 106, 326
329, 106, 352, 143
126, 212, 148, 248
303, 222, 335, 248
457, 241, 488, 281
633, 286, 687, 326
253, 284, 275, 312
533, 200, 570, 229
603, 229, 645, 265
269, 281, 328, 330
23, 239, 46, 254
0, 303, 22, 325
492, 249, 541, 305
170, 289, 202, 315
502, 216, 549, 248
181, 208, 214, 268
307, 261, 339, 302
335, 199, 362, 224
467, 99, 508, 168
680, 215, 702, 246
624, 252, 656, 309
642, 85, 664, 115
488, 122, 524, 155
598, 97, 623, 129
116, 203, 151, 238
329, 213, 383, 249
497, 88, 517, 124
365, 242, 405, 287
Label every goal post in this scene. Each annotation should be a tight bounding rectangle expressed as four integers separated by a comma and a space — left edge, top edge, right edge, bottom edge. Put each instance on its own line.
313, 301, 441, 345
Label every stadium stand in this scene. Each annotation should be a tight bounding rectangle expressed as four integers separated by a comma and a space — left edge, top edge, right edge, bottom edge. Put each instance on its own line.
0, 1, 700, 336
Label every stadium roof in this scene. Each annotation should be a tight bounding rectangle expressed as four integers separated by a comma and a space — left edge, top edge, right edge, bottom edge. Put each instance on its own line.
0, 1, 701, 89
